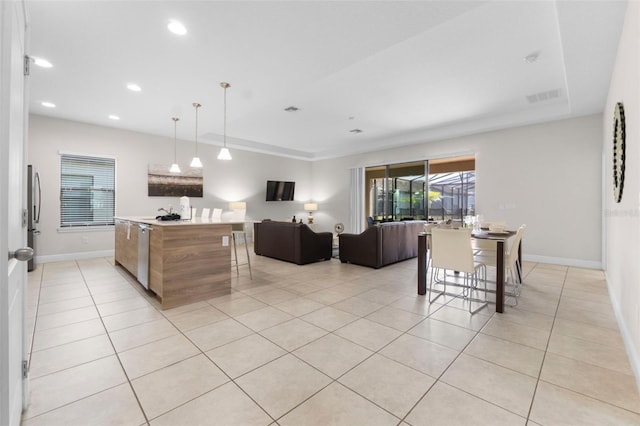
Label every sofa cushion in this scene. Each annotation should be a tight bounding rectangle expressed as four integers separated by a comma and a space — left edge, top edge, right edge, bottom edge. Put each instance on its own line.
339, 220, 427, 268
254, 221, 332, 265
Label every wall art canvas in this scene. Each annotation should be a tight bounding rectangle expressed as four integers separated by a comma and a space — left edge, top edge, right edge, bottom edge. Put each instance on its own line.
148, 164, 203, 197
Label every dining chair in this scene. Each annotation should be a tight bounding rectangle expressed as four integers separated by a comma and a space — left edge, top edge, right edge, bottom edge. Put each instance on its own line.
471, 221, 507, 254
201, 207, 211, 219
475, 224, 526, 304
429, 228, 488, 314
211, 208, 222, 221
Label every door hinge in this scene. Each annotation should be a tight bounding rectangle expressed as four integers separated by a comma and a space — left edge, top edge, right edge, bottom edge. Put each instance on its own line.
24, 55, 30, 76
22, 360, 28, 379
22, 209, 28, 228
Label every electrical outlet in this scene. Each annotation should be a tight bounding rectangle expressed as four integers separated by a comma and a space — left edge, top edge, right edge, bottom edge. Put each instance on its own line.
222, 236, 229, 247
81, 236, 89, 244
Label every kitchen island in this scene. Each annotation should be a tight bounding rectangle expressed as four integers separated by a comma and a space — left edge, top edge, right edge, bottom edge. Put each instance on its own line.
114, 216, 232, 309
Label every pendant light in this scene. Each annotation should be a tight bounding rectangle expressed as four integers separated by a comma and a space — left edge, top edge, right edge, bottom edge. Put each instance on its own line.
169, 117, 181, 173
190, 102, 203, 168
217, 82, 232, 161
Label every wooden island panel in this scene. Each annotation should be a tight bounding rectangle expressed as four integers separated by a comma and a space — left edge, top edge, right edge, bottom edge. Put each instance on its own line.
149, 223, 232, 309
115, 220, 138, 274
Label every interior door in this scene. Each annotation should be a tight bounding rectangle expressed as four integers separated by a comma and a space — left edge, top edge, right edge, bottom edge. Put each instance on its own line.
1, 1, 30, 425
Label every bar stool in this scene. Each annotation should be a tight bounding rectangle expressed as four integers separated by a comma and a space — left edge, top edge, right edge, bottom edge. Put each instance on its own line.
231, 223, 252, 279
229, 202, 252, 279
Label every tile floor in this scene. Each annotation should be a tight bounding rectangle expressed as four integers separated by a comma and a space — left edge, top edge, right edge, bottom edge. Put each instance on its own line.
21, 250, 640, 425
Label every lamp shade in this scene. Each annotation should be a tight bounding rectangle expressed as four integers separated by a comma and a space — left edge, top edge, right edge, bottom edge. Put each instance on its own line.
304, 203, 318, 212
190, 156, 203, 168
217, 147, 232, 160
229, 201, 246, 210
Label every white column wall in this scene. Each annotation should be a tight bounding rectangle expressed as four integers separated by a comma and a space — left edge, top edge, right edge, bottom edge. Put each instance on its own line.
603, 1, 640, 389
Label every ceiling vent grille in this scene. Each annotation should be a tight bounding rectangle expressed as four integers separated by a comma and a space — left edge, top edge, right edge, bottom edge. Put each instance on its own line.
284, 106, 300, 112
349, 129, 363, 134
526, 89, 561, 104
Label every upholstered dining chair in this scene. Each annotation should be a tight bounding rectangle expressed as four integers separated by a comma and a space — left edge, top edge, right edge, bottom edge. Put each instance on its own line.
211, 208, 222, 221
474, 224, 526, 305
201, 207, 211, 219
429, 228, 488, 314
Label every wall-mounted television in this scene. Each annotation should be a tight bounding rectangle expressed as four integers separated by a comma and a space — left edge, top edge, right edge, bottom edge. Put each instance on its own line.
266, 180, 295, 201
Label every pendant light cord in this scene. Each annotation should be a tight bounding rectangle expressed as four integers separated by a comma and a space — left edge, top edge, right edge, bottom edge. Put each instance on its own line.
193, 103, 200, 156
172, 117, 179, 162
223, 86, 227, 148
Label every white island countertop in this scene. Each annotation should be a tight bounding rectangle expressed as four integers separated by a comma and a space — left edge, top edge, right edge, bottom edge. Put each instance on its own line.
114, 216, 253, 227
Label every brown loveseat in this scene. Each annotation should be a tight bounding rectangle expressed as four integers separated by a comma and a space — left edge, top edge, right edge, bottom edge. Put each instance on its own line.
338, 220, 427, 268
254, 221, 333, 265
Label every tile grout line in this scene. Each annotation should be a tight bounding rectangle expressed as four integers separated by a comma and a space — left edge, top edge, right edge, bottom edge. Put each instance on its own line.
524, 263, 568, 423
75, 259, 152, 426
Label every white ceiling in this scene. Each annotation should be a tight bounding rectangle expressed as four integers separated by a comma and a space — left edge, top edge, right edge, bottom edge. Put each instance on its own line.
28, 0, 627, 160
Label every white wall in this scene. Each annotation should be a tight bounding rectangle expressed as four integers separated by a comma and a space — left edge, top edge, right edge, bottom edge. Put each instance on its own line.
314, 114, 603, 268
30, 113, 603, 268
28, 115, 313, 261
603, 1, 640, 387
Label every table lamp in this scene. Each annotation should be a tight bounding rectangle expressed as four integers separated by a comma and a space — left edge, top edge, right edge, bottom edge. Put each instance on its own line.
304, 203, 318, 224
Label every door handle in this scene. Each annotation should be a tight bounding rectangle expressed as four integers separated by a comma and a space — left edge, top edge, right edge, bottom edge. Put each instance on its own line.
8, 247, 34, 262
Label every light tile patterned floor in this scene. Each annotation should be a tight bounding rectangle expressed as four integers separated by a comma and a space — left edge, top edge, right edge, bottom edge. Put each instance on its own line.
21, 250, 640, 425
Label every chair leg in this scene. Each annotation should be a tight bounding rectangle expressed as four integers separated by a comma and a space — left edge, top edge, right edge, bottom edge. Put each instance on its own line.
468, 265, 488, 315
232, 232, 240, 276
429, 266, 445, 304
243, 231, 252, 280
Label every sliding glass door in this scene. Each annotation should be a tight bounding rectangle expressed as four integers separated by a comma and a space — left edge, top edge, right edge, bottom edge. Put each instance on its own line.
365, 156, 475, 224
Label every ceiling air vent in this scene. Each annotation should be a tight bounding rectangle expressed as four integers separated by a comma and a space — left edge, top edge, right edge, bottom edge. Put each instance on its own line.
284, 106, 300, 112
349, 129, 363, 134
526, 89, 561, 104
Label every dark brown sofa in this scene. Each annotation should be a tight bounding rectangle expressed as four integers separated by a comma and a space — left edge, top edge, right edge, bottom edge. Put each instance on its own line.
338, 220, 427, 268
254, 221, 333, 265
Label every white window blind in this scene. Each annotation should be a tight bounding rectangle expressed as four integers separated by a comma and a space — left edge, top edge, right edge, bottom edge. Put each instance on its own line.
60, 153, 116, 227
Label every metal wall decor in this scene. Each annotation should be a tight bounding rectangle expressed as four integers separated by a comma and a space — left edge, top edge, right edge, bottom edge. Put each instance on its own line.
613, 101, 626, 203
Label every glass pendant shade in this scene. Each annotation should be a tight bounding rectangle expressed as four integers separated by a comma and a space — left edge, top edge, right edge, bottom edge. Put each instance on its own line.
217, 148, 232, 160
218, 82, 232, 161
190, 102, 203, 168
170, 117, 181, 173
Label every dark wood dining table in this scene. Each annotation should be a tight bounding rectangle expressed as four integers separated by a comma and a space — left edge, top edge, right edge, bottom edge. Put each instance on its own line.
417, 229, 520, 313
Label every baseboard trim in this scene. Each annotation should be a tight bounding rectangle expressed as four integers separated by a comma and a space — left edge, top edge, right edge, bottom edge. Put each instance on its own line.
605, 271, 640, 394
35, 250, 115, 264
523, 254, 602, 270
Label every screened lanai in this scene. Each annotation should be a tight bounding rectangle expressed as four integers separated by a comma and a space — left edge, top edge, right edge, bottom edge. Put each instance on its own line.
365, 156, 475, 223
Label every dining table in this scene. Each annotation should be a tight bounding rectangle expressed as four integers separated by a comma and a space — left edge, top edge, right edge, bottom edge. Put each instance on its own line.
417, 228, 521, 313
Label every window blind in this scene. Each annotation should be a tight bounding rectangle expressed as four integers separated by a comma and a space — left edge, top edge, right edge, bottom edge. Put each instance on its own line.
60, 153, 116, 227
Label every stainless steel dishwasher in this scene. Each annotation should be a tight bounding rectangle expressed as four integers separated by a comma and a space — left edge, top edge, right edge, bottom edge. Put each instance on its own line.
137, 223, 151, 289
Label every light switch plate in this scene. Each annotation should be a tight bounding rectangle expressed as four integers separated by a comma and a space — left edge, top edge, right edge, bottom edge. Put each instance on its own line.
222, 235, 229, 246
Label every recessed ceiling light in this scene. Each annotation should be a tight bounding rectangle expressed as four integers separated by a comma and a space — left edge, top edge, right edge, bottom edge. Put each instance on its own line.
41, 101, 56, 108
108, 115, 120, 120
284, 106, 300, 112
127, 83, 141, 92
168, 19, 187, 35
33, 57, 53, 68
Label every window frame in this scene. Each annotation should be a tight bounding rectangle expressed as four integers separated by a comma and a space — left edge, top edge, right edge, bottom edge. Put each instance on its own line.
59, 152, 116, 230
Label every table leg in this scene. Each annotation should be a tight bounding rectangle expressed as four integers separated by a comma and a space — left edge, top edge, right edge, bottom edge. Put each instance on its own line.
496, 240, 504, 313
418, 234, 427, 295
